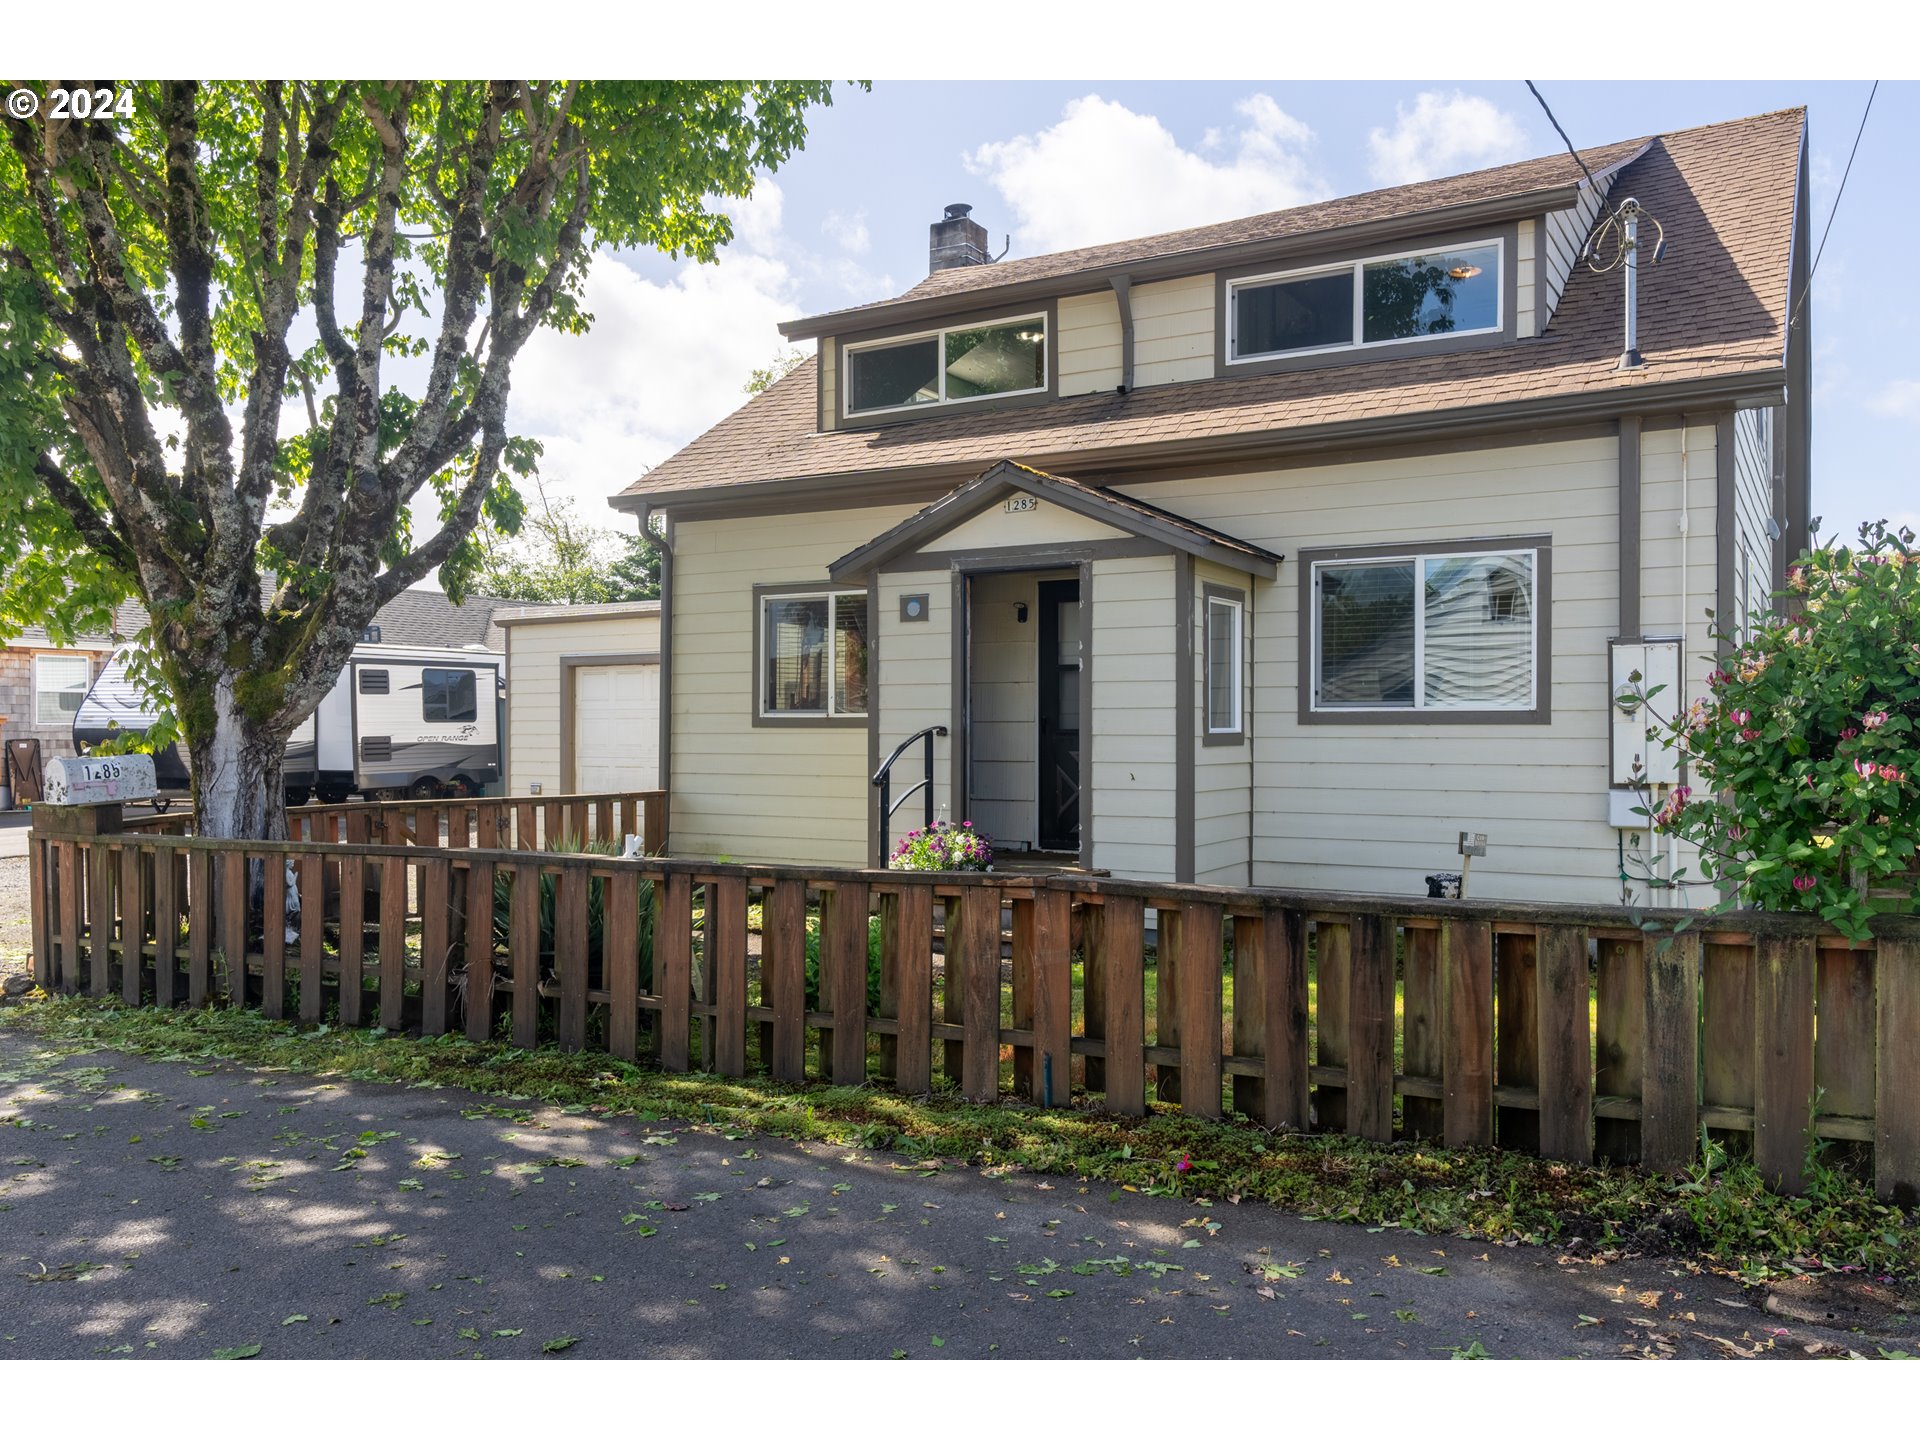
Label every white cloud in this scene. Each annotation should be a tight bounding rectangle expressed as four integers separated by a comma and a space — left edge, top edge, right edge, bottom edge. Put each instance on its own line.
505, 243, 801, 522
1868, 378, 1920, 421
1366, 91, 1531, 188
715, 179, 785, 256
822, 209, 871, 256
964, 92, 1325, 254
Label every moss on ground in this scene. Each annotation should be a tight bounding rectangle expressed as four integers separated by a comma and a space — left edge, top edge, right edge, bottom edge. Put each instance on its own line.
2, 992, 1914, 1285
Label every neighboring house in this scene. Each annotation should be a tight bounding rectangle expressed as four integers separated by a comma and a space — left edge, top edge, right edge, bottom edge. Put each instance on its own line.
610, 108, 1810, 904
0, 604, 144, 793
496, 601, 663, 799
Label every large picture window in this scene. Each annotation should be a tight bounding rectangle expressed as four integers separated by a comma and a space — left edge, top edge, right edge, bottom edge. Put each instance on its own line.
1310, 545, 1540, 716
845, 314, 1046, 416
761, 590, 869, 719
1229, 239, 1503, 363
33, 653, 92, 727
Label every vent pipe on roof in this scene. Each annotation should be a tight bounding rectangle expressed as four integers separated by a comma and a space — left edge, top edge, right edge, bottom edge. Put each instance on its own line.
1601, 196, 1664, 372
929, 202, 994, 273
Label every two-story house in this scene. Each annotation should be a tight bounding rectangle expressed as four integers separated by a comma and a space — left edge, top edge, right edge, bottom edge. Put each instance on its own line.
611, 107, 1810, 903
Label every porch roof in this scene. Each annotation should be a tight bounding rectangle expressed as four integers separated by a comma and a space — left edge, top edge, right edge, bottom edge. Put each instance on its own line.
825, 459, 1282, 581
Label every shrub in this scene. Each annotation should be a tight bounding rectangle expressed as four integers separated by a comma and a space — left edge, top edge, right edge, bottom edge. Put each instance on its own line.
491, 834, 655, 990
802, 912, 885, 1016
1643, 520, 1919, 939
889, 819, 992, 871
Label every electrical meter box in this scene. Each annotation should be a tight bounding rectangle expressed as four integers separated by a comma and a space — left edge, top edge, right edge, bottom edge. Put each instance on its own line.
1609, 639, 1682, 787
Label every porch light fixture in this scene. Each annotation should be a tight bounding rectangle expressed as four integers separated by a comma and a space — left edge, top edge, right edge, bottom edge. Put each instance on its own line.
1447, 263, 1483, 280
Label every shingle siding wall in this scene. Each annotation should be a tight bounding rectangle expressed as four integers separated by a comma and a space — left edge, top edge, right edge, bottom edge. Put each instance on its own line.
0, 646, 109, 774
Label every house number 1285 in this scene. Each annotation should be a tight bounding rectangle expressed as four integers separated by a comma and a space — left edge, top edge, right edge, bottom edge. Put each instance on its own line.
1003, 495, 1038, 514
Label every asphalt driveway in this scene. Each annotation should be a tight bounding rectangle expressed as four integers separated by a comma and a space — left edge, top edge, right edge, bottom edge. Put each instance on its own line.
1, 1030, 1906, 1360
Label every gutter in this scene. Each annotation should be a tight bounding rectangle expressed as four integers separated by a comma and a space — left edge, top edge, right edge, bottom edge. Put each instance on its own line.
613, 364, 1786, 518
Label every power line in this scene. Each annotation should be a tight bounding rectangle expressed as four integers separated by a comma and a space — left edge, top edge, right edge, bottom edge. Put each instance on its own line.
1791, 79, 1877, 331
1524, 80, 1620, 224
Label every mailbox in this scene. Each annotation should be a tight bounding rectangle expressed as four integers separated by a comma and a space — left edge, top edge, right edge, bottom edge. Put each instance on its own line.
44, 754, 158, 807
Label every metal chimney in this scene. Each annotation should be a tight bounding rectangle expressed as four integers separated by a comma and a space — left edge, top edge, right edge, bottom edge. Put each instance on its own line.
929, 203, 992, 273
1616, 197, 1647, 370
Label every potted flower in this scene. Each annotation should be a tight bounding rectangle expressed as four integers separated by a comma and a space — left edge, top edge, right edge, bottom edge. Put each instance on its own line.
889, 819, 993, 872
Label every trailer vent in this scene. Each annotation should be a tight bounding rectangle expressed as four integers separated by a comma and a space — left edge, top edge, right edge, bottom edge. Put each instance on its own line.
358, 669, 389, 694
360, 735, 392, 763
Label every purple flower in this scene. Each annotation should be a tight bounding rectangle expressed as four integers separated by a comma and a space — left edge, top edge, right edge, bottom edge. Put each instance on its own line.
1174, 1154, 1192, 1174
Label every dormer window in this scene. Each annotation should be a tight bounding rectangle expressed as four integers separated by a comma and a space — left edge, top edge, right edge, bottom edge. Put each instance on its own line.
845, 313, 1047, 417
1228, 239, 1503, 363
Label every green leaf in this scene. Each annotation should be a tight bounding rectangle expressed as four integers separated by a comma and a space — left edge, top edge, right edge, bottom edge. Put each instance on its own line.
212, 1343, 262, 1360
541, 1336, 578, 1354
281, 1314, 308, 1326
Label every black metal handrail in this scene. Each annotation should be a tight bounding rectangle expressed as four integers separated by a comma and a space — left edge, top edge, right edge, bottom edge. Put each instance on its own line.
872, 725, 947, 855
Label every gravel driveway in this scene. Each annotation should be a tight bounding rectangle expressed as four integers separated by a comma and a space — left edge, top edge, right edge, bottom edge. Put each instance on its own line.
0, 857, 30, 981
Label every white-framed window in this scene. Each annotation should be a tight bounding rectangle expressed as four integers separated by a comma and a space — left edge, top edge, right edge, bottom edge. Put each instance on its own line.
1311, 547, 1539, 714
1204, 592, 1244, 736
760, 590, 869, 718
33, 652, 93, 727
844, 313, 1047, 417
1227, 238, 1503, 364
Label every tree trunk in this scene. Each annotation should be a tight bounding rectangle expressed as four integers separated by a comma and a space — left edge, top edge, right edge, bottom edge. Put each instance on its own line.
186, 672, 292, 841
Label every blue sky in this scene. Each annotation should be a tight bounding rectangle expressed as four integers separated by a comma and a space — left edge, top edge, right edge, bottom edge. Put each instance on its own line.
520, 79, 1909, 545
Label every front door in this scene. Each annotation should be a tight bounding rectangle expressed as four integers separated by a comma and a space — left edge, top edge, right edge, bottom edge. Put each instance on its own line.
1036, 579, 1082, 852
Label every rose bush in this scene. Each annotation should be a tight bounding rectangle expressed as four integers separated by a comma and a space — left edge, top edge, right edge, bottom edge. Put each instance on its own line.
1647, 521, 1919, 940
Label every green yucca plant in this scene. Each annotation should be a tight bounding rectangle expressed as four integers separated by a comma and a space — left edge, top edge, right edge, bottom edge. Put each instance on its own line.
491, 834, 654, 992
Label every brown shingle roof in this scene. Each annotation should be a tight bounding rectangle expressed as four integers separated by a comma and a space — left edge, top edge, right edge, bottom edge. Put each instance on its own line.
619, 108, 1802, 510
786, 133, 1655, 336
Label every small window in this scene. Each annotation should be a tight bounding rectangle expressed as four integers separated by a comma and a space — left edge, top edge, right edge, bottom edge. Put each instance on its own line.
1312, 547, 1537, 713
846, 314, 1046, 416
1204, 593, 1244, 737
34, 653, 92, 726
421, 668, 477, 723
1230, 239, 1502, 362
358, 669, 389, 695
761, 591, 868, 718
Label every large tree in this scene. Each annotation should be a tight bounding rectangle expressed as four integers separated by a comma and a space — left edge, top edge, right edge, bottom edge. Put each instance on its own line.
1, 79, 843, 836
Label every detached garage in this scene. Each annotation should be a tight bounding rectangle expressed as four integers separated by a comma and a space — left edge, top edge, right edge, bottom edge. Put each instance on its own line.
497, 601, 663, 800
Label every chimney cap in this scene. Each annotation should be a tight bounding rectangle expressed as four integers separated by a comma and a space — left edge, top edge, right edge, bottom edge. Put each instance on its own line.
942, 202, 973, 221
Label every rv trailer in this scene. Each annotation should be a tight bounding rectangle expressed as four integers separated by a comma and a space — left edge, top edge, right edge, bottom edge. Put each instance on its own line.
76, 641, 504, 806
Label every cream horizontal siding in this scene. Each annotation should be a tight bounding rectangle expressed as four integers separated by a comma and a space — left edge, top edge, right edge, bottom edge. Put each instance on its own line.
940, 497, 1130, 551
1193, 558, 1252, 886
873, 572, 952, 861
1539, 176, 1613, 332
1057, 290, 1123, 396
673, 504, 918, 865
819, 337, 837, 431
1131, 274, 1214, 388
1089, 553, 1177, 880
505, 612, 660, 799
1119, 433, 1646, 902
1731, 406, 1778, 641
1515, 219, 1537, 339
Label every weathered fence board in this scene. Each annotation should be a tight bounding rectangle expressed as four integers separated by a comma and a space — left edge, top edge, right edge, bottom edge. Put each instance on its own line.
23, 815, 1920, 1198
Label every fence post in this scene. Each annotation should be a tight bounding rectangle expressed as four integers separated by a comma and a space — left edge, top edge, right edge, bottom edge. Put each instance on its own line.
1177, 901, 1224, 1120
1258, 904, 1310, 1133
827, 879, 870, 1085
1348, 912, 1395, 1142
1877, 937, 1920, 1205
1641, 930, 1702, 1174
894, 883, 934, 1095
1536, 924, 1594, 1163
1754, 932, 1817, 1193
1098, 895, 1146, 1117
766, 878, 807, 1083
1440, 919, 1494, 1148
1031, 888, 1072, 1108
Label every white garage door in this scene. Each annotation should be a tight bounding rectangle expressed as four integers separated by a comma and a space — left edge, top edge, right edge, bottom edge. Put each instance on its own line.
573, 663, 660, 791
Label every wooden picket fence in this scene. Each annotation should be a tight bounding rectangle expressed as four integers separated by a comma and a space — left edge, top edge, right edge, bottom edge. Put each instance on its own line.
121, 790, 667, 857
24, 817, 1920, 1203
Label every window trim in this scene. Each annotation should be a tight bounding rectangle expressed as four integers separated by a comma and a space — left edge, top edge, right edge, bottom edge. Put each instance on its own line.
1226, 235, 1505, 366
32, 651, 93, 728
840, 311, 1052, 420
1216, 225, 1517, 380
1297, 535, 1552, 727
839, 307, 1053, 422
751, 582, 870, 728
420, 667, 479, 724
1201, 583, 1247, 745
